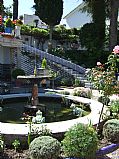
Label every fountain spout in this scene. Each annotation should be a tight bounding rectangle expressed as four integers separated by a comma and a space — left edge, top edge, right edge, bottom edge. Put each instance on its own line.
31, 83, 39, 106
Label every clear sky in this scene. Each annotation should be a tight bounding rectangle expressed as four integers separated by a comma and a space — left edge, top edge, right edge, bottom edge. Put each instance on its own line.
4, 0, 83, 18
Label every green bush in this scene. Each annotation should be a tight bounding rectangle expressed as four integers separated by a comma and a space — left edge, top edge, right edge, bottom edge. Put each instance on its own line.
5, 18, 13, 28
74, 78, 80, 87
12, 68, 25, 79
74, 78, 85, 87
41, 58, 47, 69
31, 125, 52, 139
61, 77, 74, 87
61, 123, 98, 158
109, 100, 119, 118
103, 119, 119, 143
73, 88, 92, 99
29, 136, 61, 159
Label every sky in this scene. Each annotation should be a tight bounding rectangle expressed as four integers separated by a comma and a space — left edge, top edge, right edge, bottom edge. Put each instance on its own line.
4, 0, 83, 18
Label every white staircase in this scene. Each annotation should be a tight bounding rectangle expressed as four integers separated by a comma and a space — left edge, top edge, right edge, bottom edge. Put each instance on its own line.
17, 44, 91, 87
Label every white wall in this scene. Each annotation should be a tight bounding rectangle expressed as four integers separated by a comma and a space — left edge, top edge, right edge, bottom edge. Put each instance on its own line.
63, 11, 91, 29
0, 47, 11, 64
24, 14, 48, 29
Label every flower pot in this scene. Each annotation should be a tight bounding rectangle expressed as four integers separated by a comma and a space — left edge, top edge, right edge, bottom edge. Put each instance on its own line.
1, 33, 14, 38
64, 157, 91, 159
96, 143, 119, 156
5, 27, 12, 34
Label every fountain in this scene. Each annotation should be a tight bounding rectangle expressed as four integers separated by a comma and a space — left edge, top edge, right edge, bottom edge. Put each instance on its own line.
17, 66, 52, 116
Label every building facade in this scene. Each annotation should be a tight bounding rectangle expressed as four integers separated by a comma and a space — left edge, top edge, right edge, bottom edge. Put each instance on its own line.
62, 2, 92, 29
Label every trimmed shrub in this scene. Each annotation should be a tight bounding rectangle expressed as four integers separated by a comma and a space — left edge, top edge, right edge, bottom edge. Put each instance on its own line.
73, 88, 92, 99
11, 68, 25, 79
61, 123, 98, 159
98, 96, 110, 105
103, 119, 119, 143
29, 136, 61, 159
109, 100, 119, 118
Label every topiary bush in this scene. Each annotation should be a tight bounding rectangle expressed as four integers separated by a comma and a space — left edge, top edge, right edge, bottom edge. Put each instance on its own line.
61, 123, 98, 159
29, 136, 61, 159
103, 119, 119, 143
11, 68, 25, 79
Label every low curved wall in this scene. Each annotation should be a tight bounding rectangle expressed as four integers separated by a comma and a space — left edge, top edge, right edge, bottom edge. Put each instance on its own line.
0, 93, 103, 135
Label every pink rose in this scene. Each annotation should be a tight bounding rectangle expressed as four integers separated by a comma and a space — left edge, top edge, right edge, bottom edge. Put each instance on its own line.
113, 45, 119, 54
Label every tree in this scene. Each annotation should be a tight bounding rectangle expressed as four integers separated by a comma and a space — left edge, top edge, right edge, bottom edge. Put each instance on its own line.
83, 0, 106, 50
0, 0, 4, 15
109, 0, 119, 51
33, 0, 63, 45
83, 0, 119, 51
34, 19, 39, 27
13, 0, 18, 20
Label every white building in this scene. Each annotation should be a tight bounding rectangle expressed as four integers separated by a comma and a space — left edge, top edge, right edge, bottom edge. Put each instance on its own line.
23, 14, 48, 29
23, 3, 91, 29
62, 2, 92, 29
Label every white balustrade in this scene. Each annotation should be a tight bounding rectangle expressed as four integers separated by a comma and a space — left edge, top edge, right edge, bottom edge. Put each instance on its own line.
22, 44, 86, 76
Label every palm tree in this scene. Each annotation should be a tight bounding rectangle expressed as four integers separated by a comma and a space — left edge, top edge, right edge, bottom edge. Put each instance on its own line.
13, 0, 18, 20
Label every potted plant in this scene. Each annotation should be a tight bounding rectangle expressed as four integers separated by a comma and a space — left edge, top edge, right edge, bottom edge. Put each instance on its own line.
13, 19, 23, 38
16, 19, 23, 26
4, 18, 14, 33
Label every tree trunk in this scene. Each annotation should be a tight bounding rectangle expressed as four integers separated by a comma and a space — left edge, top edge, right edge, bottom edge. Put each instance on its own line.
0, 0, 3, 15
49, 25, 53, 43
13, 0, 18, 20
48, 25, 53, 52
109, 0, 119, 51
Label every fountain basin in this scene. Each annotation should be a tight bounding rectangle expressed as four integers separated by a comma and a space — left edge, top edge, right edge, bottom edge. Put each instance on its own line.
0, 92, 103, 134
0, 94, 80, 123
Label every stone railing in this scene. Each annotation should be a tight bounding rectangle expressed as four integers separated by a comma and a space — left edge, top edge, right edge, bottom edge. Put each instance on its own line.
22, 44, 86, 74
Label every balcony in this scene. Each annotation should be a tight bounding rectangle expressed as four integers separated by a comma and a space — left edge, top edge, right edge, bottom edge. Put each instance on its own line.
0, 34, 22, 48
